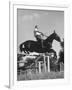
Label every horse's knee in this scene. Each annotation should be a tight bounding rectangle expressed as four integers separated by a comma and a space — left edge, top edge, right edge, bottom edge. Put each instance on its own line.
24, 50, 29, 54
26, 51, 29, 54
27, 51, 30, 54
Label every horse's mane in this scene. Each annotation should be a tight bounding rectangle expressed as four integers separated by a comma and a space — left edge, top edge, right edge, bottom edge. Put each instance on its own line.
45, 32, 55, 42
45, 31, 61, 43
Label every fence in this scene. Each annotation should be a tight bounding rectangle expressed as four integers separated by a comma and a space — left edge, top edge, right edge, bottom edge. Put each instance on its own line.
17, 53, 64, 75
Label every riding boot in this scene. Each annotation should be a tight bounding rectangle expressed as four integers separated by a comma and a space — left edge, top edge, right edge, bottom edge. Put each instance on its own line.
41, 39, 43, 48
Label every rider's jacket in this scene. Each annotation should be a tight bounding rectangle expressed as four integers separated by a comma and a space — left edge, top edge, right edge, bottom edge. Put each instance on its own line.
34, 25, 47, 48
34, 25, 44, 40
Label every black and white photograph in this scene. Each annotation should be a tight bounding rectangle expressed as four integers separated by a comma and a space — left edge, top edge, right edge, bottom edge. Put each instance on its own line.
17, 8, 64, 81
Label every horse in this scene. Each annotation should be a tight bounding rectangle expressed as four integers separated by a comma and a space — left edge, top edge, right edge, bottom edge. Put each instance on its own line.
19, 30, 61, 55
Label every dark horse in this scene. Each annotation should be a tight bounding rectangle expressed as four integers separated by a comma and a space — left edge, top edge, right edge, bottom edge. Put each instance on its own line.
19, 30, 61, 55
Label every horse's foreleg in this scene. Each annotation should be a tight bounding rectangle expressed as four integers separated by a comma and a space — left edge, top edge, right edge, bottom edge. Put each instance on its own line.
24, 50, 30, 55
28, 51, 30, 54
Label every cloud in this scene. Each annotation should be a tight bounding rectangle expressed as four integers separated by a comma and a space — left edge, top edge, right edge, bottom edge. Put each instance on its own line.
22, 12, 48, 21
33, 13, 40, 18
22, 15, 33, 20
22, 13, 40, 21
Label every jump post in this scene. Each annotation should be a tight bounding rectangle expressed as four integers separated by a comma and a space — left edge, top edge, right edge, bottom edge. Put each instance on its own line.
37, 53, 50, 73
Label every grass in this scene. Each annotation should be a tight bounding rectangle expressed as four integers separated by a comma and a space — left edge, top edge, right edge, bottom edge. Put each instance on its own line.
17, 71, 64, 81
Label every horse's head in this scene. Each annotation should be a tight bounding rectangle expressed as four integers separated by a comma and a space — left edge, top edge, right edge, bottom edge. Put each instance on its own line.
51, 30, 61, 42
45, 30, 61, 44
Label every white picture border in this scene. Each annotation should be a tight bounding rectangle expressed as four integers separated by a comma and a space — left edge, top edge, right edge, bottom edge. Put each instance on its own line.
9, 1, 71, 89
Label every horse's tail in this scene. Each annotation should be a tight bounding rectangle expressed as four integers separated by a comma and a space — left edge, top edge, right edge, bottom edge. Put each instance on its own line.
19, 44, 22, 52
19, 43, 25, 52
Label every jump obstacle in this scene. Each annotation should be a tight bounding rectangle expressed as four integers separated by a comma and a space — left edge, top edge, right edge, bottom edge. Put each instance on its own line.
18, 53, 51, 74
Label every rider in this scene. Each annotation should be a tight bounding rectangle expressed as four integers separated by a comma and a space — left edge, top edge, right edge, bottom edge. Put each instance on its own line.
34, 25, 46, 48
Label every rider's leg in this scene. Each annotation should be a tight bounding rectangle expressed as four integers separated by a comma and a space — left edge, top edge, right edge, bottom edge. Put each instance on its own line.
41, 39, 43, 48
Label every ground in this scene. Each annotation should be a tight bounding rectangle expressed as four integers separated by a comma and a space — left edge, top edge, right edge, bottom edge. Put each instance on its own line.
17, 71, 64, 81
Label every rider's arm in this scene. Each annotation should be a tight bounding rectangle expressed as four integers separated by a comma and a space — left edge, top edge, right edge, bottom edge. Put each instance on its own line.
37, 31, 44, 36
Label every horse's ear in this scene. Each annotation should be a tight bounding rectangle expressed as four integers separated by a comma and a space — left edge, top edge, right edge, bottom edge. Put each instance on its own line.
54, 30, 56, 33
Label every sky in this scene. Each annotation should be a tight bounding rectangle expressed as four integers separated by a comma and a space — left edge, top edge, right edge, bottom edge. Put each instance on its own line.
17, 9, 64, 53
